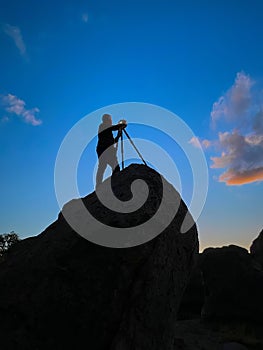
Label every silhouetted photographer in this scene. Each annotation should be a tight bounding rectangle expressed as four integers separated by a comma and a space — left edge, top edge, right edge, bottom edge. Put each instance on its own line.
96, 114, 127, 188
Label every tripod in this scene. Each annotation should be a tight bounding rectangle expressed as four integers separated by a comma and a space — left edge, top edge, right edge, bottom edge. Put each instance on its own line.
116, 127, 147, 170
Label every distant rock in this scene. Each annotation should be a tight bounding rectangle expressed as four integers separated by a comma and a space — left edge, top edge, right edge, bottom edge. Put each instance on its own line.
200, 245, 263, 322
250, 229, 263, 267
0, 164, 198, 350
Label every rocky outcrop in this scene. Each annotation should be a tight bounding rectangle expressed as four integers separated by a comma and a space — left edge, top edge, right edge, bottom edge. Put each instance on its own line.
200, 245, 263, 323
179, 243, 263, 324
0, 164, 198, 350
174, 234, 263, 349
177, 254, 204, 320
173, 319, 262, 350
250, 229, 263, 267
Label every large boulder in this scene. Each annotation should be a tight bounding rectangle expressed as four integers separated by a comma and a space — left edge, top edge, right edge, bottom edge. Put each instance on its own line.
250, 229, 263, 267
0, 164, 198, 350
200, 245, 263, 322
177, 254, 204, 320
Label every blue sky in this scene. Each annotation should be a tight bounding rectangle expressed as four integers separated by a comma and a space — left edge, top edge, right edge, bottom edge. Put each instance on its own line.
1, 0, 263, 251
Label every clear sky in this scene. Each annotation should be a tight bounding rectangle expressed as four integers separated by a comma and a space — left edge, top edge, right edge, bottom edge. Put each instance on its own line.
1, 0, 263, 251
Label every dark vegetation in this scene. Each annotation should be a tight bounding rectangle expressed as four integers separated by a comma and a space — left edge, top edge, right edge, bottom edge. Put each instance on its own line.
0, 231, 19, 259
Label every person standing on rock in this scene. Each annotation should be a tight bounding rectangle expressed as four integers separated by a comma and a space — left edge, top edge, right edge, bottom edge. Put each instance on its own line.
96, 114, 126, 188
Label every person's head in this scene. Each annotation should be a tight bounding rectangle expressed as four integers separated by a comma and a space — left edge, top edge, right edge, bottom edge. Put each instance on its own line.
102, 114, 112, 125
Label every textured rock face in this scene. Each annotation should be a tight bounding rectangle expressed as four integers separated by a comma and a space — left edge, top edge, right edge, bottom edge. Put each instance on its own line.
0, 164, 198, 350
250, 229, 263, 267
200, 245, 263, 322
177, 254, 204, 320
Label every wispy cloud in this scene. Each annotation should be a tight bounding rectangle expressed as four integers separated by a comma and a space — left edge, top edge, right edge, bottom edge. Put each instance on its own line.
1, 116, 9, 123
1, 94, 42, 126
209, 72, 263, 185
3, 24, 27, 58
82, 13, 89, 23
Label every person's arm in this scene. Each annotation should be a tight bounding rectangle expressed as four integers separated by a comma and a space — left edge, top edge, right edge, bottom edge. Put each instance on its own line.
114, 129, 122, 143
110, 124, 122, 131
113, 122, 127, 142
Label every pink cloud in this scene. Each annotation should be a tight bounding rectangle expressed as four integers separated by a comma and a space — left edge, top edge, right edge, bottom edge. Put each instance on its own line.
4, 94, 25, 114
189, 136, 212, 149
218, 167, 263, 186
1, 94, 42, 126
211, 72, 254, 127
22, 108, 41, 126
210, 130, 263, 185
208, 72, 263, 186
189, 136, 202, 149
202, 139, 212, 149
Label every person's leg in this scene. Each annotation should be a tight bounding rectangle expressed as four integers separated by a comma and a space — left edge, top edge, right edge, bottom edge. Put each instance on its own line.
108, 147, 120, 174
96, 155, 107, 188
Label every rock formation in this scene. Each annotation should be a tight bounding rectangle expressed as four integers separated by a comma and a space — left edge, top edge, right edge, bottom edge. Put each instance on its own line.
200, 245, 263, 323
175, 243, 263, 349
177, 254, 204, 320
0, 164, 198, 350
250, 229, 263, 267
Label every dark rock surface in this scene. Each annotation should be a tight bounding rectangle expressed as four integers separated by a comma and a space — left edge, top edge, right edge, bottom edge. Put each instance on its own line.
222, 342, 249, 350
200, 245, 263, 323
0, 164, 198, 350
174, 319, 222, 349
175, 241, 263, 349
177, 254, 204, 320
250, 229, 263, 267
174, 318, 263, 350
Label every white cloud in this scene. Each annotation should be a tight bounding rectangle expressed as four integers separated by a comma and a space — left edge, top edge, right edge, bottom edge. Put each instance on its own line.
209, 72, 263, 185
3, 24, 27, 58
1, 94, 42, 126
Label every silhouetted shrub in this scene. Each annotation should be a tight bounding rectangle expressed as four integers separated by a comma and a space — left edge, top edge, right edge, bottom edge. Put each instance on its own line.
0, 231, 20, 257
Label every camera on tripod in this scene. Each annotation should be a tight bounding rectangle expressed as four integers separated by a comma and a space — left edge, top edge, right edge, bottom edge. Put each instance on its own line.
114, 117, 146, 169
118, 119, 127, 128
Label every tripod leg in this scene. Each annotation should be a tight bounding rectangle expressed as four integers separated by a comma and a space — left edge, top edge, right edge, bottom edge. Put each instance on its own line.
121, 130, 124, 170
123, 129, 147, 166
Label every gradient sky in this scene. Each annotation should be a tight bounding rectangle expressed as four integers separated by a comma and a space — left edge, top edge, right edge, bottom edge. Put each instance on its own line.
1, 0, 263, 251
